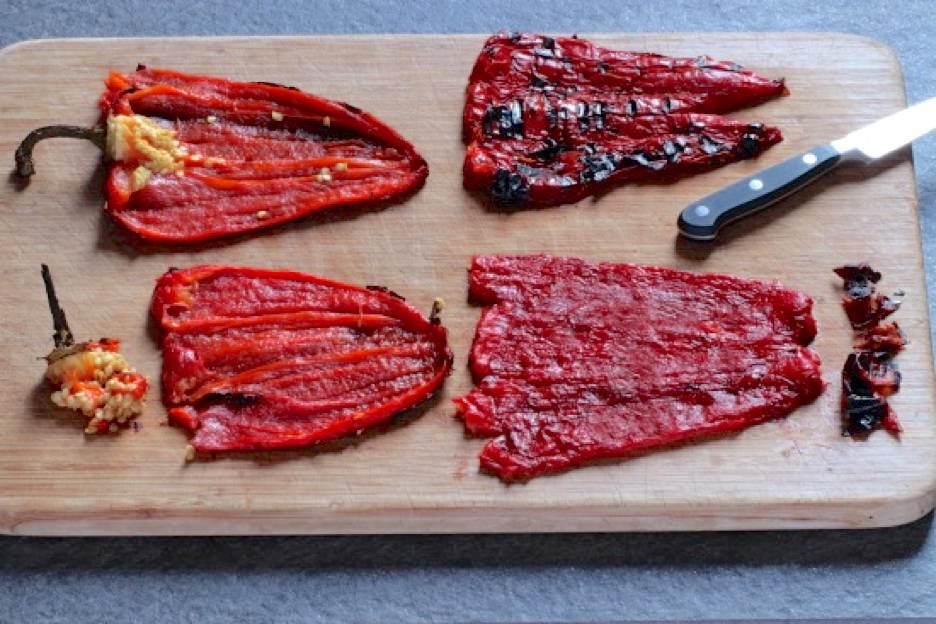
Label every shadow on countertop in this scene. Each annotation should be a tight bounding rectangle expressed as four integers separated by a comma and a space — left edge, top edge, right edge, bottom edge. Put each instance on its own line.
0, 512, 931, 571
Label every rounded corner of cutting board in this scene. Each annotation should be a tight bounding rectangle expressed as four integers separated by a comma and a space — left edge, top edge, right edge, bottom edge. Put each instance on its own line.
817, 32, 902, 61
0, 37, 50, 59
832, 32, 905, 81
838, 453, 936, 530
877, 470, 936, 529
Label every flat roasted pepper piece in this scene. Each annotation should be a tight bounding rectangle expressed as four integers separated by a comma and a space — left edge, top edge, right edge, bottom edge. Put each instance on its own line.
151, 266, 452, 456
16, 67, 428, 242
463, 32, 787, 207
455, 254, 823, 482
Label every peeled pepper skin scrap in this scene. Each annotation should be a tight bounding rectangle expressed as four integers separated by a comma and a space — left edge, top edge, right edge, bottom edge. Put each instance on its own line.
152, 265, 452, 454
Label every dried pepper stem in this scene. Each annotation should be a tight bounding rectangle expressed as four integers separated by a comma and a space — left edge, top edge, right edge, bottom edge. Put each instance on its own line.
429, 298, 445, 325
40, 264, 75, 349
15, 125, 106, 178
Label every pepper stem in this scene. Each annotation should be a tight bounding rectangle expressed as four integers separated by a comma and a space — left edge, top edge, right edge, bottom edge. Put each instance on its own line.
41, 264, 75, 349
15, 125, 106, 178
429, 297, 444, 325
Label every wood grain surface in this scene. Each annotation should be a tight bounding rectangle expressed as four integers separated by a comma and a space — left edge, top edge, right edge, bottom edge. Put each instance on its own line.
0, 33, 933, 535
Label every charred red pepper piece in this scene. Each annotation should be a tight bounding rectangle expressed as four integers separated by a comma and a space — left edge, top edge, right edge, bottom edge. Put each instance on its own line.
152, 266, 452, 455
16, 67, 428, 242
834, 263, 900, 329
854, 322, 907, 352
463, 32, 786, 207
841, 351, 902, 435
455, 254, 823, 482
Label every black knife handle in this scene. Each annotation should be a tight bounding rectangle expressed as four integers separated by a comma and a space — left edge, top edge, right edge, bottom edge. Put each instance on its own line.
677, 143, 842, 241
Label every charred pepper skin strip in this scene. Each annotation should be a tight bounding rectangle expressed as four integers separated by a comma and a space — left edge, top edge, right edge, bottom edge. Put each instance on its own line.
464, 32, 788, 138
463, 32, 787, 208
467, 112, 782, 207
17, 67, 428, 243
152, 266, 452, 455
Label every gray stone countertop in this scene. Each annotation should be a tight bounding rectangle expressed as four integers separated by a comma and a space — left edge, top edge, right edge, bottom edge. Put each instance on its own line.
1, 1, 935, 622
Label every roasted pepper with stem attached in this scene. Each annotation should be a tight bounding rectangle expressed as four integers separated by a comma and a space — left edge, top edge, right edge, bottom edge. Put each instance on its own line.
15, 66, 428, 242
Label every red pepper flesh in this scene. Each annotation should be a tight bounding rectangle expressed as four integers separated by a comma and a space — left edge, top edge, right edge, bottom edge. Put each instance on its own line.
455, 254, 824, 481
102, 67, 428, 242
463, 32, 786, 207
152, 266, 452, 453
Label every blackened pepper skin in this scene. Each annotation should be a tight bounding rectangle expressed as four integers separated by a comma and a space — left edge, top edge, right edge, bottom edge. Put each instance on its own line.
463, 32, 787, 208
835, 264, 900, 329
834, 265, 905, 436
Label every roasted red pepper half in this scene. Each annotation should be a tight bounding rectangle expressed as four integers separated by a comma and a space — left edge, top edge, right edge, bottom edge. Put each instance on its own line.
16, 66, 428, 242
463, 32, 787, 207
152, 266, 452, 456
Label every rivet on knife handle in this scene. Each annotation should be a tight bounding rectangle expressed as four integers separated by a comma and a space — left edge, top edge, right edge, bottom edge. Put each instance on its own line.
677, 143, 842, 241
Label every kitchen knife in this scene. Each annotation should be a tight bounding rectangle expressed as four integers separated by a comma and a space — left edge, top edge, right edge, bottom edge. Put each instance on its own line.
677, 96, 936, 241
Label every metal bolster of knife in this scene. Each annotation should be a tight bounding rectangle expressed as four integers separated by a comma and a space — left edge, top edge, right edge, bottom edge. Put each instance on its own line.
678, 144, 842, 241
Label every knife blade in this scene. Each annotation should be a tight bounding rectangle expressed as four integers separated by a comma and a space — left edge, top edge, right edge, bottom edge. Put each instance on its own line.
677, 96, 936, 241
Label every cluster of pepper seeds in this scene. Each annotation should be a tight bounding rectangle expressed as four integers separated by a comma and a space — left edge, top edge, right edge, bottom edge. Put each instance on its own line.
39, 266, 147, 435
45, 340, 148, 434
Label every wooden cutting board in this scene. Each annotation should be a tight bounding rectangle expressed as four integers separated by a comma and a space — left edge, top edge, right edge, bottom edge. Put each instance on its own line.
0, 33, 933, 535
